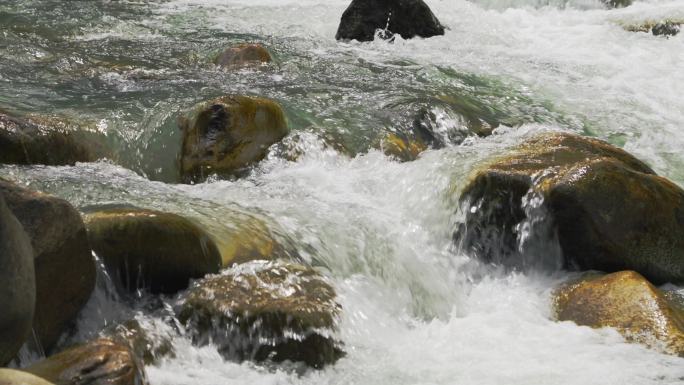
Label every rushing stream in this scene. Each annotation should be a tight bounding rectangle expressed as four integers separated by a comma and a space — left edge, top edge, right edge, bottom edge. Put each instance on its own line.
2, 0, 684, 384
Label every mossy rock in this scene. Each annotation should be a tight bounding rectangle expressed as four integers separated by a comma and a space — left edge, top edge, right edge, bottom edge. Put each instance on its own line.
0, 180, 95, 353
25, 338, 148, 385
84, 206, 222, 294
554, 271, 684, 356
0, 111, 103, 166
177, 260, 344, 368
0, 195, 35, 366
103, 319, 175, 365
179, 96, 289, 183
335, 0, 445, 42
214, 217, 293, 267
455, 132, 684, 284
0, 369, 55, 385
214, 44, 272, 69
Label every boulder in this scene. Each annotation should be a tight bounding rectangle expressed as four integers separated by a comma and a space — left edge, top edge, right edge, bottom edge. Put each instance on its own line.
455, 132, 684, 284
177, 260, 344, 368
0, 195, 35, 365
25, 338, 148, 385
554, 271, 684, 356
179, 96, 289, 183
104, 319, 175, 365
0, 180, 95, 352
214, 217, 293, 267
0, 112, 97, 166
0, 369, 55, 385
83, 206, 222, 294
214, 44, 272, 69
336, 0, 445, 42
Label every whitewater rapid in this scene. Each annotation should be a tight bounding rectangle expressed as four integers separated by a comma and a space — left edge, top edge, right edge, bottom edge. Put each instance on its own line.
1, 0, 684, 383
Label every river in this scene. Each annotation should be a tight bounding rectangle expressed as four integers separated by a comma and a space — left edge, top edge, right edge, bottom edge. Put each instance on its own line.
1, 0, 683, 384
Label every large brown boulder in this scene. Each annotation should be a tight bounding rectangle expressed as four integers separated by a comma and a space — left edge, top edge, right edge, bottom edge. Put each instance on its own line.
0, 195, 35, 365
25, 338, 148, 385
214, 217, 295, 267
214, 44, 272, 69
0, 369, 55, 385
84, 206, 222, 294
0, 112, 97, 166
554, 271, 684, 356
0, 180, 95, 353
177, 260, 344, 368
455, 132, 684, 284
335, 0, 445, 42
179, 96, 289, 183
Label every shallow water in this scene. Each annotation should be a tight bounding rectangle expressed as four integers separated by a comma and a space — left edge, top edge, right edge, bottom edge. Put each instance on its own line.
1, 0, 684, 383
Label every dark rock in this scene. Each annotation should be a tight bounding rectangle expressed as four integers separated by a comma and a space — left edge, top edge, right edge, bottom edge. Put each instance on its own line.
177, 260, 344, 369
455, 132, 684, 284
0, 112, 99, 166
554, 271, 684, 356
179, 96, 289, 183
604, 0, 631, 8
0, 194, 35, 365
335, 0, 445, 42
214, 44, 272, 69
652, 21, 681, 37
0, 369, 55, 385
25, 338, 148, 385
84, 206, 222, 294
0, 180, 95, 353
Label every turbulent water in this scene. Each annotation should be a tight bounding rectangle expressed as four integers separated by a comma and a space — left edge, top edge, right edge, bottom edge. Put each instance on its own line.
2, 0, 684, 383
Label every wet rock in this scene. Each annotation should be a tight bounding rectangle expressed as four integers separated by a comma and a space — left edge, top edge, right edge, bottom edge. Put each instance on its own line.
0, 180, 95, 352
25, 338, 148, 385
104, 319, 175, 365
179, 96, 289, 183
214, 44, 272, 69
380, 132, 428, 162
0, 369, 55, 385
335, 0, 445, 42
651, 21, 681, 36
215, 218, 293, 267
0, 195, 35, 366
604, 0, 631, 8
0, 111, 98, 166
177, 260, 344, 368
84, 206, 222, 294
455, 132, 684, 284
554, 271, 684, 356
624, 20, 682, 37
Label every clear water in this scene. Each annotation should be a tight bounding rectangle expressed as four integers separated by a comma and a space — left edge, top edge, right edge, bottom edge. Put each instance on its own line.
1, 0, 683, 383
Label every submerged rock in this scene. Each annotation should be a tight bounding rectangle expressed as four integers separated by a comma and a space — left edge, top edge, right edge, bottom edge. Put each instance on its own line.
84, 206, 222, 294
554, 271, 684, 356
179, 96, 289, 183
455, 132, 684, 284
0, 195, 35, 366
25, 338, 148, 385
104, 319, 175, 365
380, 132, 428, 162
0, 180, 95, 353
0, 369, 55, 385
0, 112, 99, 166
604, 0, 631, 8
335, 0, 445, 42
624, 20, 682, 37
215, 217, 294, 267
214, 44, 272, 69
177, 260, 344, 368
